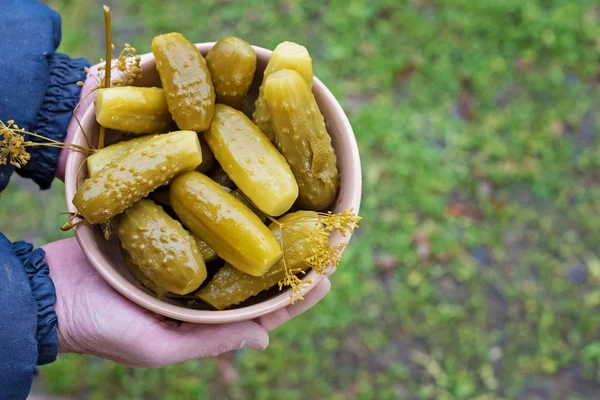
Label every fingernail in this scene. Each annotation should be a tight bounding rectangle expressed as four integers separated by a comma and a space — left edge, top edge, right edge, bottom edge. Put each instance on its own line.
240, 338, 267, 351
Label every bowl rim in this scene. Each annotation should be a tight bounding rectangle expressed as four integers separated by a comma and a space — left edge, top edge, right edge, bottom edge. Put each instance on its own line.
65, 42, 362, 324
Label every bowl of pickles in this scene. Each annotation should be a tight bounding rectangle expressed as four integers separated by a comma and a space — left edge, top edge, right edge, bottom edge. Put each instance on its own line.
64, 33, 362, 324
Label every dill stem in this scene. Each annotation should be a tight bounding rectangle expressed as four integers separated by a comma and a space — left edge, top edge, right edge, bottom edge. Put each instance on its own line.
98, 5, 112, 150
73, 87, 101, 150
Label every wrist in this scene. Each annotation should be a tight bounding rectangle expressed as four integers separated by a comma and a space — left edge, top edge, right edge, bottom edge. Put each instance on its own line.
12, 241, 59, 365
44, 240, 86, 356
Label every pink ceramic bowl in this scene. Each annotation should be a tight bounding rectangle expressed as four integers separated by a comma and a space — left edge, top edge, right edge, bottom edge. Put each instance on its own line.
64, 42, 362, 324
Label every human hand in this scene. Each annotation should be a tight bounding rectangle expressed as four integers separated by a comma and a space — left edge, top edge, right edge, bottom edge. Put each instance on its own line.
44, 238, 330, 367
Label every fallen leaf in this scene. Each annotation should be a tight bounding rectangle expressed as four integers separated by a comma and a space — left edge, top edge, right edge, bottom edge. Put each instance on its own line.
514, 58, 532, 72
439, 251, 453, 264
446, 203, 484, 220
550, 120, 566, 137
491, 199, 507, 210
456, 78, 475, 121
374, 253, 400, 272
413, 229, 431, 260
359, 41, 377, 56
446, 203, 469, 217
397, 63, 417, 81
216, 353, 238, 385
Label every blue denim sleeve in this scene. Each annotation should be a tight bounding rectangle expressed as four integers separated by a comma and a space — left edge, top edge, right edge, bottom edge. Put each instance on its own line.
0, 0, 90, 191
0, 234, 57, 400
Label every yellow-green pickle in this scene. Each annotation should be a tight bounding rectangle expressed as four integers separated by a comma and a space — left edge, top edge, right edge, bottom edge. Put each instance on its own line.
205, 104, 298, 216
146, 186, 217, 262
195, 134, 214, 173
122, 249, 168, 296
196, 211, 322, 310
87, 135, 155, 176
205, 37, 256, 109
265, 69, 339, 211
73, 130, 202, 224
193, 235, 218, 262
117, 199, 207, 295
253, 41, 313, 142
169, 171, 282, 276
152, 32, 215, 131
94, 86, 174, 134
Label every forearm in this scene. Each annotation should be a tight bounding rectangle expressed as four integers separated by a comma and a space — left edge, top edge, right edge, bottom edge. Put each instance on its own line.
0, 0, 89, 191
0, 234, 57, 400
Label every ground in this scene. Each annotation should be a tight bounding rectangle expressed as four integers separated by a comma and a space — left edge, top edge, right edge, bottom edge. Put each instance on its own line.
3, 0, 600, 399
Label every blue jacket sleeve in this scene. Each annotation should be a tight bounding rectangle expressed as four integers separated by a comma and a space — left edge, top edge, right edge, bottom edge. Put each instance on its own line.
0, 0, 90, 191
0, 234, 57, 400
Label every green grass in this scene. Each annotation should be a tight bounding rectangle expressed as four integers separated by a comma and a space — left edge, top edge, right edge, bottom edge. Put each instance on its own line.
3, 0, 600, 398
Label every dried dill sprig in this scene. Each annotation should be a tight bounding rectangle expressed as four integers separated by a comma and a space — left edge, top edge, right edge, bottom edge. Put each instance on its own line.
111, 43, 143, 85
72, 6, 142, 151
269, 209, 361, 303
0, 120, 92, 169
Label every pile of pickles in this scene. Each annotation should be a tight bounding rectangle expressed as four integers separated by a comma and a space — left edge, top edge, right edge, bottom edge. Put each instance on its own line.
73, 33, 341, 310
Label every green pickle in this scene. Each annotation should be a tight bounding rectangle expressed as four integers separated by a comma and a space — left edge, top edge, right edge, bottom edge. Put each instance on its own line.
94, 87, 174, 134
73, 130, 202, 224
147, 186, 218, 262
253, 41, 313, 142
264, 69, 339, 211
122, 249, 169, 296
196, 211, 322, 310
206, 37, 256, 110
205, 104, 298, 216
196, 134, 214, 173
193, 235, 218, 262
117, 199, 207, 295
152, 32, 215, 131
169, 171, 282, 276
87, 135, 155, 176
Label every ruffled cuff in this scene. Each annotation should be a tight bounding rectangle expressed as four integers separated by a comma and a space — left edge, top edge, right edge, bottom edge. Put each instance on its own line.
15, 53, 90, 190
12, 242, 58, 366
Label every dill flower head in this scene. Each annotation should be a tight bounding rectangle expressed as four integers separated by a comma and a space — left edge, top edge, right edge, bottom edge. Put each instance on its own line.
274, 208, 361, 303
0, 120, 30, 168
112, 43, 143, 85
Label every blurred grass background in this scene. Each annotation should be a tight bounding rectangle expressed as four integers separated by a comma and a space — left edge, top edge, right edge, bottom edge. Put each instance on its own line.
4, 0, 600, 398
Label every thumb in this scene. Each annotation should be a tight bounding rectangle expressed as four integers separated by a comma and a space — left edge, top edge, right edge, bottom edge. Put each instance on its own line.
133, 320, 269, 367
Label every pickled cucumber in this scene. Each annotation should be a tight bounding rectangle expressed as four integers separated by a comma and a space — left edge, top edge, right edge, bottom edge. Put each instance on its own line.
205, 37, 256, 110
117, 199, 207, 295
152, 33, 215, 131
196, 134, 214, 173
147, 186, 218, 262
73, 130, 202, 224
205, 104, 298, 216
208, 164, 236, 189
87, 135, 155, 176
196, 211, 322, 310
122, 249, 168, 296
253, 41, 313, 142
169, 171, 282, 276
193, 235, 218, 262
264, 69, 339, 211
94, 86, 174, 134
